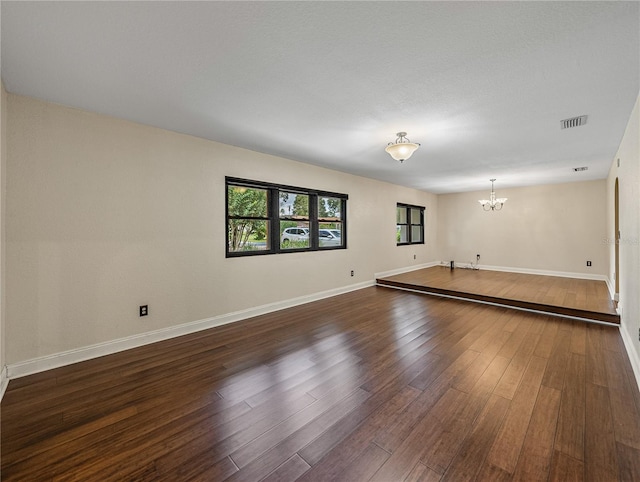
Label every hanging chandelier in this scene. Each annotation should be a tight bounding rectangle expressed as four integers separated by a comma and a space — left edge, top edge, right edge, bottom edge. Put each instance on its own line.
478, 179, 507, 211
385, 132, 420, 163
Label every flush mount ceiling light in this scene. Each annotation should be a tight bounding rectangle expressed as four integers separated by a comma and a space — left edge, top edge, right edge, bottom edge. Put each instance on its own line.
478, 179, 507, 211
385, 132, 420, 163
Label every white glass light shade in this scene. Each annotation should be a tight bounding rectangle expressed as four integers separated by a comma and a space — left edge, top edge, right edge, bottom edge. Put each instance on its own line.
385, 132, 420, 162
478, 179, 507, 210
385, 142, 420, 162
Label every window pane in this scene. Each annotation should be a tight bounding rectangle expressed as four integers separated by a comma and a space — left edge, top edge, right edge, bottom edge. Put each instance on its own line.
228, 186, 268, 217
398, 225, 408, 243
279, 192, 309, 219
397, 207, 407, 224
319, 197, 344, 247
411, 208, 422, 224
319, 196, 342, 221
228, 220, 270, 252
319, 223, 343, 248
280, 221, 310, 249
411, 225, 423, 243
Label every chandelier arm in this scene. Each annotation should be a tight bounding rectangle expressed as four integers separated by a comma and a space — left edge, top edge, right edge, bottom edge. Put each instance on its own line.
479, 179, 506, 212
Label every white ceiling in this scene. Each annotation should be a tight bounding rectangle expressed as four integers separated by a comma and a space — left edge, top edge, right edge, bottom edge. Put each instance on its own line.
1, 1, 639, 194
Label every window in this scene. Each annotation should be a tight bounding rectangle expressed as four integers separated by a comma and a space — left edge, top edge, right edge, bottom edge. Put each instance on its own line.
397, 203, 424, 245
226, 177, 347, 256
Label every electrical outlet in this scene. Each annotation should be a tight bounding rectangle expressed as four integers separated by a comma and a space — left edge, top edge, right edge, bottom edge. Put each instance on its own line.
586, 261, 592, 267
638, 327, 640, 341
476, 254, 480, 261
413, 254, 416, 260
139, 305, 148, 317
350, 270, 354, 277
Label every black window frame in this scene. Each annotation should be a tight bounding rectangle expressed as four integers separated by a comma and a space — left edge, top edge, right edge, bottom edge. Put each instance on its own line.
397, 203, 425, 246
226, 177, 348, 257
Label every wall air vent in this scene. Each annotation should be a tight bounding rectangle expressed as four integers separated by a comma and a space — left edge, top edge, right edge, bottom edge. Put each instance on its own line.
573, 166, 588, 172
561, 115, 588, 129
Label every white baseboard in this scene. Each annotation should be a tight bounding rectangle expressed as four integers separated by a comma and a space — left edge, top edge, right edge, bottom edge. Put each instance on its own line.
405, 261, 609, 282
3, 261, 623, 393
374, 261, 439, 279
605, 278, 615, 299
476, 264, 609, 282
0, 366, 8, 400
6, 280, 374, 381
619, 323, 640, 393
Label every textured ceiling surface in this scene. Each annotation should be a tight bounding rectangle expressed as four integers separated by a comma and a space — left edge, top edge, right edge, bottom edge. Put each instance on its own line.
2, 1, 639, 193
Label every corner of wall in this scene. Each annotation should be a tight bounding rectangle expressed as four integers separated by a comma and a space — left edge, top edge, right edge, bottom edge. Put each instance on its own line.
0, 81, 6, 400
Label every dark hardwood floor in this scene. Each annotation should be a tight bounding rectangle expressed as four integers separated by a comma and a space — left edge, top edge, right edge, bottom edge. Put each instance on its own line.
3, 286, 640, 481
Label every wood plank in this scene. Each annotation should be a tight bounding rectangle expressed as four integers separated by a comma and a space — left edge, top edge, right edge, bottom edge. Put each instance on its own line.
493, 331, 540, 400
616, 441, 640, 482
533, 317, 560, 359
541, 327, 571, 390
441, 394, 510, 481
297, 386, 420, 472
405, 462, 442, 482
585, 325, 609, 387
485, 355, 548, 474
297, 388, 419, 480
226, 388, 371, 480
370, 388, 470, 481
585, 383, 619, 481
549, 450, 584, 482
554, 353, 586, 461
511, 385, 561, 481
375, 350, 480, 453
152, 392, 316, 477
570, 321, 587, 355
606, 356, 640, 450
261, 454, 310, 482
160, 455, 238, 482
418, 388, 475, 474
337, 442, 390, 481
474, 462, 513, 482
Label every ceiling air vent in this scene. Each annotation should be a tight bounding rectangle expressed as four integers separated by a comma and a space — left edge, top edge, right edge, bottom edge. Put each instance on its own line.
561, 115, 588, 129
574, 166, 588, 172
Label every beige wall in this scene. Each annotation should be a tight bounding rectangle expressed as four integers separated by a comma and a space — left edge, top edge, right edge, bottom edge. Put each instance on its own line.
437, 181, 609, 276
5, 94, 437, 364
1, 83, 6, 377
607, 94, 640, 381
5, 90, 634, 378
